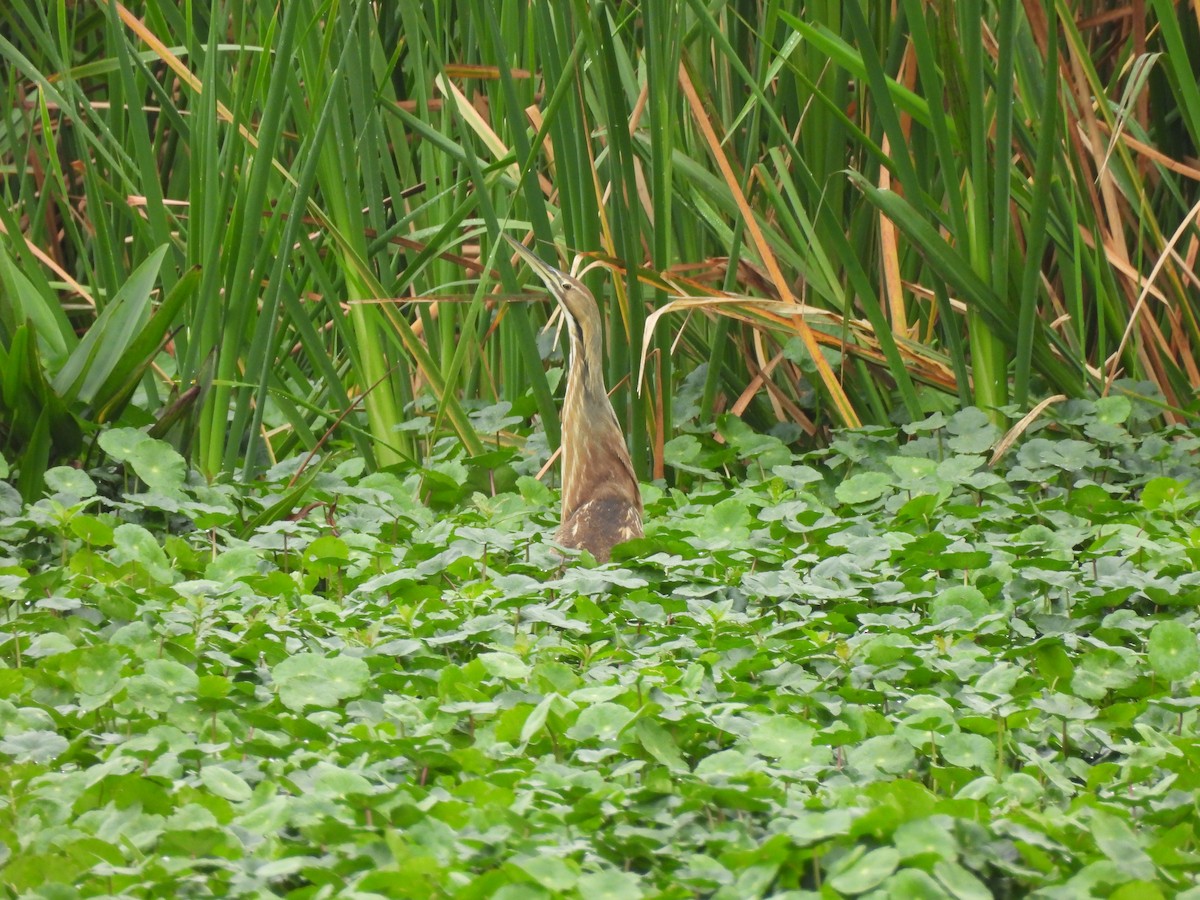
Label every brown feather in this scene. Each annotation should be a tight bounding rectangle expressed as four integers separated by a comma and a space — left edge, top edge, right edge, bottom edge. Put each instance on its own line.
557, 497, 642, 563
505, 236, 644, 562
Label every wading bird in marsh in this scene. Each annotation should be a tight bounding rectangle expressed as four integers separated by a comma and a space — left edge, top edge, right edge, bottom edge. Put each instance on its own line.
504, 235, 643, 563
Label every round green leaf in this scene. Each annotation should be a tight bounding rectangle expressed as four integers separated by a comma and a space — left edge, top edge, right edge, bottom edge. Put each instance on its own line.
750, 715, 814, 762
205, 547, 263, 582
303, 536, 351, 576
828, 847, 900, 893
66, 645, 126, 696
663, 434, 706, 473
787, 809, 853, 846
310, 762, 372, 798
144, 658, 199, 695
44, 466, 97, 498
694, 748, 756, 778
946, 408, 998, 453
1093, 395, 1132, 424
98, 426, 150, 462
576, 871, 644, 900
934, 860, 993, 899
894, 818, 957, 862
835, 471, 892, 505
272, 653, 370, 711
0, 730, 69, 764
478, 651, 531, 681
689, 497, 751, 543
516, 855, 579, 892
847, 734, 915, 776
884, 868, 952, 899
886, 455, 941, 490
1147, 620, 1200, 682
565, 701, 636, 742
24, 633, 75, 658
69, 514, 114, 546
1141, 477, 1194, 512
201, 766, 252, 802
128, 440, 187, 490
110, 523, 174, 584
197, 675, 233, 701
930, 585, 990, 624
940, 733, 995, 770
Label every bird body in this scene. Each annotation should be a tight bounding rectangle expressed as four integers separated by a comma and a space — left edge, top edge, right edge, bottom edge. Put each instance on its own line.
505, 235, 643, 562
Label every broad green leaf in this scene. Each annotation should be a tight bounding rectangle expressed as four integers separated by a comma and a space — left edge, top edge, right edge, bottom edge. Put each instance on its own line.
1093, 395, 1132, 424
930, 585, 990, 624
98, 427, 150, 462
933, 861, 992, 900
198, 675, 233, 701
515, 855, 579, 892
201, 766, 253, 803
946, 409, 1001, 454
205, 547, 263, 582
64, 645, 126, 696
1089, 810, 1154, 880
272, 653, 370, 711
110, 523, 175, 584
635, 719, 687, 772
1147, 621, 1200, 681
836, 471, 893, 504
44, 466, 97, 498
688, 497, 752, 543
787, 809, 853, 846
848, 735, 915, 777
144, 659, 199, 695
887, 455, 940, 486
576, 871, 645, 900
884, 868, 952, 899
0, 730, 68, 764
304, 534, 351, 563
694, 749, 756, 778
718, 414, 791, 469
749, 715, 815, 766
663, 434, 706, 473
310, 762, 373, 798
828, 847, 900, 893
69, 514, 113, 545
565, 702, 637, 742
939, 733, 995, 770
894, 818, 957, 862
478, 651, 531, 681
128, 440, 187, 491
1141, 477, 1194, 513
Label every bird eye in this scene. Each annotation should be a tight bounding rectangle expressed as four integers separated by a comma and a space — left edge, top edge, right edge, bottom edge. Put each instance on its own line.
561, 282, 571, 291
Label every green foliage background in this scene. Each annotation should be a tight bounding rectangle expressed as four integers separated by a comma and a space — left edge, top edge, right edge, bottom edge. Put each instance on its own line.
3, 402, 1200, 895
4, 4, 1200, 894
2, 1, 1200, 493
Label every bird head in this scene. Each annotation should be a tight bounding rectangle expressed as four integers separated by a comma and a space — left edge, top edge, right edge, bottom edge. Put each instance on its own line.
503, 235, 603, 366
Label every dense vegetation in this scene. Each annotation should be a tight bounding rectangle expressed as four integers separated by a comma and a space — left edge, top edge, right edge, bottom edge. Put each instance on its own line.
2, 2, 1199, 490
3, 401, 1200, 896
4, 3, 1200, 896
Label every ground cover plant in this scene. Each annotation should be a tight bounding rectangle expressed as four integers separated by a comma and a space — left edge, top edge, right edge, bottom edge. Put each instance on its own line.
5, 3, 1200, 896
2, 398, 1200, 897
4, 2, 1200, 491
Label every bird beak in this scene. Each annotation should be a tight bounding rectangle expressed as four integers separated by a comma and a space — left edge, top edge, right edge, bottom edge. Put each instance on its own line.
503, 234, 570, 297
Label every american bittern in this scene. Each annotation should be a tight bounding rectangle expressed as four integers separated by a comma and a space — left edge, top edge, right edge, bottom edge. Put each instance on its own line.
504, 235, 643, 562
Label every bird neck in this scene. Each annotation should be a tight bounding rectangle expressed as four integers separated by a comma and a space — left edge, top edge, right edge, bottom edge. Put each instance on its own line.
560, 363, 637, 518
